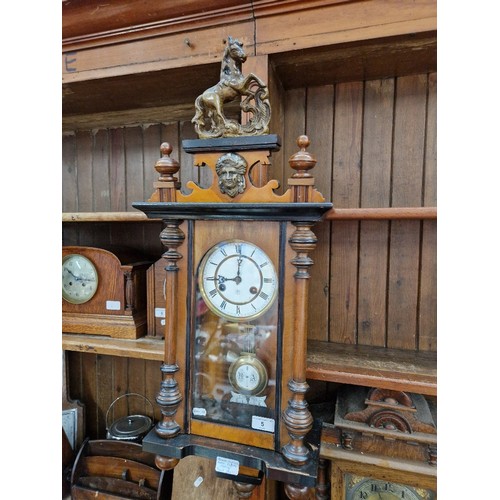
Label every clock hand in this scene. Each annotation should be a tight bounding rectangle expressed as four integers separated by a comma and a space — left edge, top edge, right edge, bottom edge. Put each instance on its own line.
64, 268, 86, 282
64, 268, 96, 282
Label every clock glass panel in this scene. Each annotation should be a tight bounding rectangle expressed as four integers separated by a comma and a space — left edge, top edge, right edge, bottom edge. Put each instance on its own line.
191, 239, 279, 431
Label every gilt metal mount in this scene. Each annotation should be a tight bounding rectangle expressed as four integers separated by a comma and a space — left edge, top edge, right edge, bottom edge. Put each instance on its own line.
192, 36, 271, 139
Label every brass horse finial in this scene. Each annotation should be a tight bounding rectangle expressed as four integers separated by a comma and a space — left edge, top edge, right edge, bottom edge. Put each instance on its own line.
192, 36, 271, 139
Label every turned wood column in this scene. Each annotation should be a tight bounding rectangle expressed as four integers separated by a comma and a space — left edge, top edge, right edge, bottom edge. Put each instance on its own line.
282, 220, 317, 467
154, 219, 185, 471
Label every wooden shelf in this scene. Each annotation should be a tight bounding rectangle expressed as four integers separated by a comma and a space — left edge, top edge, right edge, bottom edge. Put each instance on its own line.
62, 333, 164, 361
62, 334, 436, 395
306, 340, 436, 396
62, 212, 153, 222
62, 207, 437, 224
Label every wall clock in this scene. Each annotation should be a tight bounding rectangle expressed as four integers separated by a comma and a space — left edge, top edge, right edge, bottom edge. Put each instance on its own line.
133, 132, 331, 499
62, 246, 153, 339
132, 36, 331, 499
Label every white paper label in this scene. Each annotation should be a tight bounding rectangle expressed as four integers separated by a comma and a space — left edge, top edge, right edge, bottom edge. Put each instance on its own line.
193, 476, 203, 488
161, 319, 165, 326
251, 415, 275, 433
230, 391, 267, 407
192, 407, 207, 417
215, 456, 239, 476
155, 307, 166, 318
106, 300, 121, 311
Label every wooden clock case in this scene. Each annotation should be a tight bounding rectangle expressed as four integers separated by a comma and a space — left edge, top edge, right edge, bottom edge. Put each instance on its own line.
62, 246, 153, 339
133, 134, 331, 497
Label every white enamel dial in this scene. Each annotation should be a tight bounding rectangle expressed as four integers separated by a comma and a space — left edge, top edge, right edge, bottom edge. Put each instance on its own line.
198, 240, 278, 321
62, 254, 98, 304
235, 364, 260, 392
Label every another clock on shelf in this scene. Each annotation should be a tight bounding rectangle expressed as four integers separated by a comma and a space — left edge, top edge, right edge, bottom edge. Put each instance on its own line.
345, 474, 435, 500
62, 246, 153, 339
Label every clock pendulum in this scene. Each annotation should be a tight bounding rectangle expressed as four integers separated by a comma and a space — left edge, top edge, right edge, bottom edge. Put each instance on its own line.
228, 324, 269, 402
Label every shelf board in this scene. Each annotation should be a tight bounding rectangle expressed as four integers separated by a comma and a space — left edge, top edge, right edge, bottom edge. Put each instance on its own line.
62, 212, 154, 222
62, 207, 437, 223
62, 334, 436, 395
306, 340, 436, 396
62, 333, 164, 361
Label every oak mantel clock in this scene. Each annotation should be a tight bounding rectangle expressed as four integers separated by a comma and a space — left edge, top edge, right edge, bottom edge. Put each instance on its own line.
62, 246, 152, 339
133, 36, 331, 499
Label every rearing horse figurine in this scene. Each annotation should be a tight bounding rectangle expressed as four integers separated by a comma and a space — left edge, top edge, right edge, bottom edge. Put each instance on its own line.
192, 36, 271, 139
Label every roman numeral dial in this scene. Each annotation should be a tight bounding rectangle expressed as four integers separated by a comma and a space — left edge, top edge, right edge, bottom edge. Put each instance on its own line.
198, 239, 278, 321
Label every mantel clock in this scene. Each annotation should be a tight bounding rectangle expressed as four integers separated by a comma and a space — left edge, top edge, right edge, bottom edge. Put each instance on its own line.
62, 246, 152, 339
133, 36, 331, 499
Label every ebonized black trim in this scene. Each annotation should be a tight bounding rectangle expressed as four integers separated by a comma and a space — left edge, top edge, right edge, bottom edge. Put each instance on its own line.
133, 202, 332, 222
142, 418, 321, 487
182, 134, 281, 153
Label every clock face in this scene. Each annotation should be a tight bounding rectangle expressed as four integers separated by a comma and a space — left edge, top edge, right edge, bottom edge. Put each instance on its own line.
346, 476, 434, 500
198, 239, 278, 321
228, 353, 268, 396
62, 254, 98, 304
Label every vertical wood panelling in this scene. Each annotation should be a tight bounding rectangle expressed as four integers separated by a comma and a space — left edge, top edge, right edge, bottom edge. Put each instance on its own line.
96, 354, 114, 437
93, 129, 111, 212
125, 126, 144, 209
419, 72, 437, 351
283, 88, 306, 168
143, 124, 162, 201
329, 82, 363, 344
81, 353, 98, 439
305, 86, 334, 341
387, 75, 428, 349
62, 133, 77, 212
357, 79, 394, 347
180, 120, 199, 194
76, 130, 94, 212
110, 128, 126, 211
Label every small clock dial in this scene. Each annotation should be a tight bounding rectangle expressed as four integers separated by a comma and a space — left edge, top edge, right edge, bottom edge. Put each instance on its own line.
62, 254, 98, 305
346, 476, 433, 500
228, 353, 268, 396
198, 240, 278, 321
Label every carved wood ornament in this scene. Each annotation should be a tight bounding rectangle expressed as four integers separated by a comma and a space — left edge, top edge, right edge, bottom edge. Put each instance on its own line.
133, 37, 332, 499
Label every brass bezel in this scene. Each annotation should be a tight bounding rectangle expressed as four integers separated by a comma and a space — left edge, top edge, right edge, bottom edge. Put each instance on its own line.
62, 253, 99, 305
228, 352, 269, 396
197, 239, 278, 322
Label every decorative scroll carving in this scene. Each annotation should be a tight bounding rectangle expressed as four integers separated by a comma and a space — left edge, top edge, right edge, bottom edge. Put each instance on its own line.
192, 36, 270, 139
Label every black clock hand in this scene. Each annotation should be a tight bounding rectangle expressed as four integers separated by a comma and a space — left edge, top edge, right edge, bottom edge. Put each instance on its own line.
64, 268, 85, 281
64, 268, 96, 282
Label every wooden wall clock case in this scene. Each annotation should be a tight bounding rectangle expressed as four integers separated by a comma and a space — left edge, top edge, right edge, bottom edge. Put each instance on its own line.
133, 133, 331, 499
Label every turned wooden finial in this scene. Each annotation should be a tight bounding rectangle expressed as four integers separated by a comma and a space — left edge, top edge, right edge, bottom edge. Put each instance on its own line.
289, 135, 316, 178
155, 142, 180, 182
